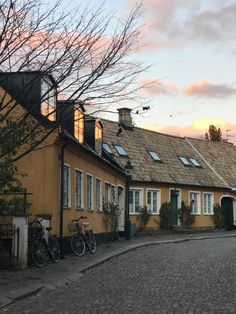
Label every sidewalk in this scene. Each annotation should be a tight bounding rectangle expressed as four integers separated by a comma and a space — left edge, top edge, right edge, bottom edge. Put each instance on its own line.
1, 230, 236, 309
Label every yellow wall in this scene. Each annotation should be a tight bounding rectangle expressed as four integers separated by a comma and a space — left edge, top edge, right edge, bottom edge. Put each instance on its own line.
62, 144, 126, 236
129, 183, 229, 230
16, 138, 126, 236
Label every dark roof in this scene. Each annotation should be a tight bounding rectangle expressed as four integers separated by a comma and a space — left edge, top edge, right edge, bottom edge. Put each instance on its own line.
102, 119, 229, 189
187, 138, 236, 188
61, 129, 125, 177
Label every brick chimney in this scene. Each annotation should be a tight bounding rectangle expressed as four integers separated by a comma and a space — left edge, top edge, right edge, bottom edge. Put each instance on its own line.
117, 108, 133, 129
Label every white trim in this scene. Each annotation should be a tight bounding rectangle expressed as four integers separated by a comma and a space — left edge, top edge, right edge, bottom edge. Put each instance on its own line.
189, 191, 201, 215
146, 188, 161, 214
203, 192, 214, 215
129, 187, 144, 215
63, 163, 71, 208
74, 168, 84, 210
95, 177, 102, 211
86, 173, 94, 211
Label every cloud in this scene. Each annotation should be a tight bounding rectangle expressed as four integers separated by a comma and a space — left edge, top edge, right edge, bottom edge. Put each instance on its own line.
182, 80, 236, 98
137, 1, 236, 51
139, 78, 179, 96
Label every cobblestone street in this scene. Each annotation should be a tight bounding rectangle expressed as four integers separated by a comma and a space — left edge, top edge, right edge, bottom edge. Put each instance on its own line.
2, 237, 236, 314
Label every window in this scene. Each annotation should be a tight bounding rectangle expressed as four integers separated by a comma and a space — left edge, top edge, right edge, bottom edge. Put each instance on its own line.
96, 178, 102, 211
113, 144, 128, 156
111, 185, 116, 205
147, 190, 160, 214
189, 192, 201, 214
63, 165, 70, 208
105, 183, 110, 204
87, 174, 93, 211
189, 158, 201, 167
203, 193, 214, 214
148, 150, 161, 161
74, 108, 84, 143
129, 189, 142, 214
41, 77, 56, 121
179, 156, 191, 166
75, 169, 83, 209
103, 143, 112, 154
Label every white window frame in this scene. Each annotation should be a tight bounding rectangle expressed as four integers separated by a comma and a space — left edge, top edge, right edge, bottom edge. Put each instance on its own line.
63, 164, 71, 208
86, 173, 93, 211
129, 188, 143, 214
146, 188, 161, 214
96, 177, 102, 212
189, 191, 201, 215
203, 192, 214, 215
75, 168, 84, 210
169, 188, 182, 209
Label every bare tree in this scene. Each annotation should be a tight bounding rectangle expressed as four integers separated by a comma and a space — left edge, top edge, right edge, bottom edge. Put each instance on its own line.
0, 0, 151, 214
0, 0, 149, 162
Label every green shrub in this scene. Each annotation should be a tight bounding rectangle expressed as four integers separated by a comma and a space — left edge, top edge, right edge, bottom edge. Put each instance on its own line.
159, 202, 171, 230
139, 207, 151, 231
103, 202, 120, 234
179, 201, 195, 227
213, 204, 224, 228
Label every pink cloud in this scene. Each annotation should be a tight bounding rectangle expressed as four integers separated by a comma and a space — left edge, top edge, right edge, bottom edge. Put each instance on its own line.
139, 78, 178, 96
183, 80, 236, 98
133, 1, 236, 51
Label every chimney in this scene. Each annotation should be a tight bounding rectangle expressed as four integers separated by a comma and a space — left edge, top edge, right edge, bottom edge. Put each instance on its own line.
117, 108, 133, 129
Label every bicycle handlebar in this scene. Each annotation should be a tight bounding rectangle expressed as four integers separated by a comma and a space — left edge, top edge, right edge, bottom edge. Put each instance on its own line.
71, 216, 88, 223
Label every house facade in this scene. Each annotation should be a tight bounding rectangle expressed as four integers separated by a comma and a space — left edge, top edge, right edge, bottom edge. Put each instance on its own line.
0, 72, 127, 245
1, 71, 236, 244
102, 108, 233, 231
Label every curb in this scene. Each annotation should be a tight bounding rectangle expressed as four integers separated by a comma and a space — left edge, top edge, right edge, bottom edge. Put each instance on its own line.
1, 233, 236, 309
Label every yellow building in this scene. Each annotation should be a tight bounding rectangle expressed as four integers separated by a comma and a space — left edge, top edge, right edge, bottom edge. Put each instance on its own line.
102, 108, 234, 231
1, 72, 236, 245
0, 72, 127, 246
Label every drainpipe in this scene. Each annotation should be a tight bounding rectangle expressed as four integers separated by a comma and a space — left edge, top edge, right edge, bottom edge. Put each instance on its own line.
125, 177, 131, 240
60, 141, 67, 256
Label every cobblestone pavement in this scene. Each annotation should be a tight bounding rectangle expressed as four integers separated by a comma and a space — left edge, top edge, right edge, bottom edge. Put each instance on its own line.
1, 237, 236, 314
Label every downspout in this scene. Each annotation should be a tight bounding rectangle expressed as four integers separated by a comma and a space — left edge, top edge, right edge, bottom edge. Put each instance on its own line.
59, 143, 66, 239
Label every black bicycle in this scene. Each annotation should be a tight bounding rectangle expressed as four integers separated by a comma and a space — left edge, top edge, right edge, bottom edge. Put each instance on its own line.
29, 218, 61, 267
69, 216, 96, 256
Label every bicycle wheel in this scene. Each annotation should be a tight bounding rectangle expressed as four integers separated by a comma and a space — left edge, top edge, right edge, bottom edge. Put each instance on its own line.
49, 237, 61, 263
31, 239, 48, 267
71, 235, 85, 256
86, 231, 96, 254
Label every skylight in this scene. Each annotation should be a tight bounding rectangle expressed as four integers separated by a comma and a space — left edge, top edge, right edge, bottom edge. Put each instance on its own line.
103, 143, 112, 154
113, 144, 128, 156
179, 156, 191, 166
189, 158, 201, 167
148, 150, 161, 161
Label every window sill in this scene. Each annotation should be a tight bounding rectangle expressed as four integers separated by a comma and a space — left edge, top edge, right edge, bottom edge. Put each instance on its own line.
76, 208, 84, 211
96, 210, 103, 213
63, 206, 71, 210
87, 209, 94, 212
203, 213, 214, 216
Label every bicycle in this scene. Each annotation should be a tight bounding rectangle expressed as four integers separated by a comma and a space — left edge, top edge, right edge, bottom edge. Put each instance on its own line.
29, 217, 61, 267
69, 216, 96, 257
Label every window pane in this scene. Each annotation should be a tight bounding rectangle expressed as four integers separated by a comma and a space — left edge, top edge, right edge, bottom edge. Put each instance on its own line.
96, 179, 101, 211
113, 144, 128, 156
75, 170, 82, 208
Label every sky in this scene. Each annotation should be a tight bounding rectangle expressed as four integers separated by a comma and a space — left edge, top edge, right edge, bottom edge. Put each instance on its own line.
68, 0, 236, 142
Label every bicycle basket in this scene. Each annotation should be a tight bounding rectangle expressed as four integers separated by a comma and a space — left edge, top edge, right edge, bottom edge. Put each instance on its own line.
68, 222, 78, 232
